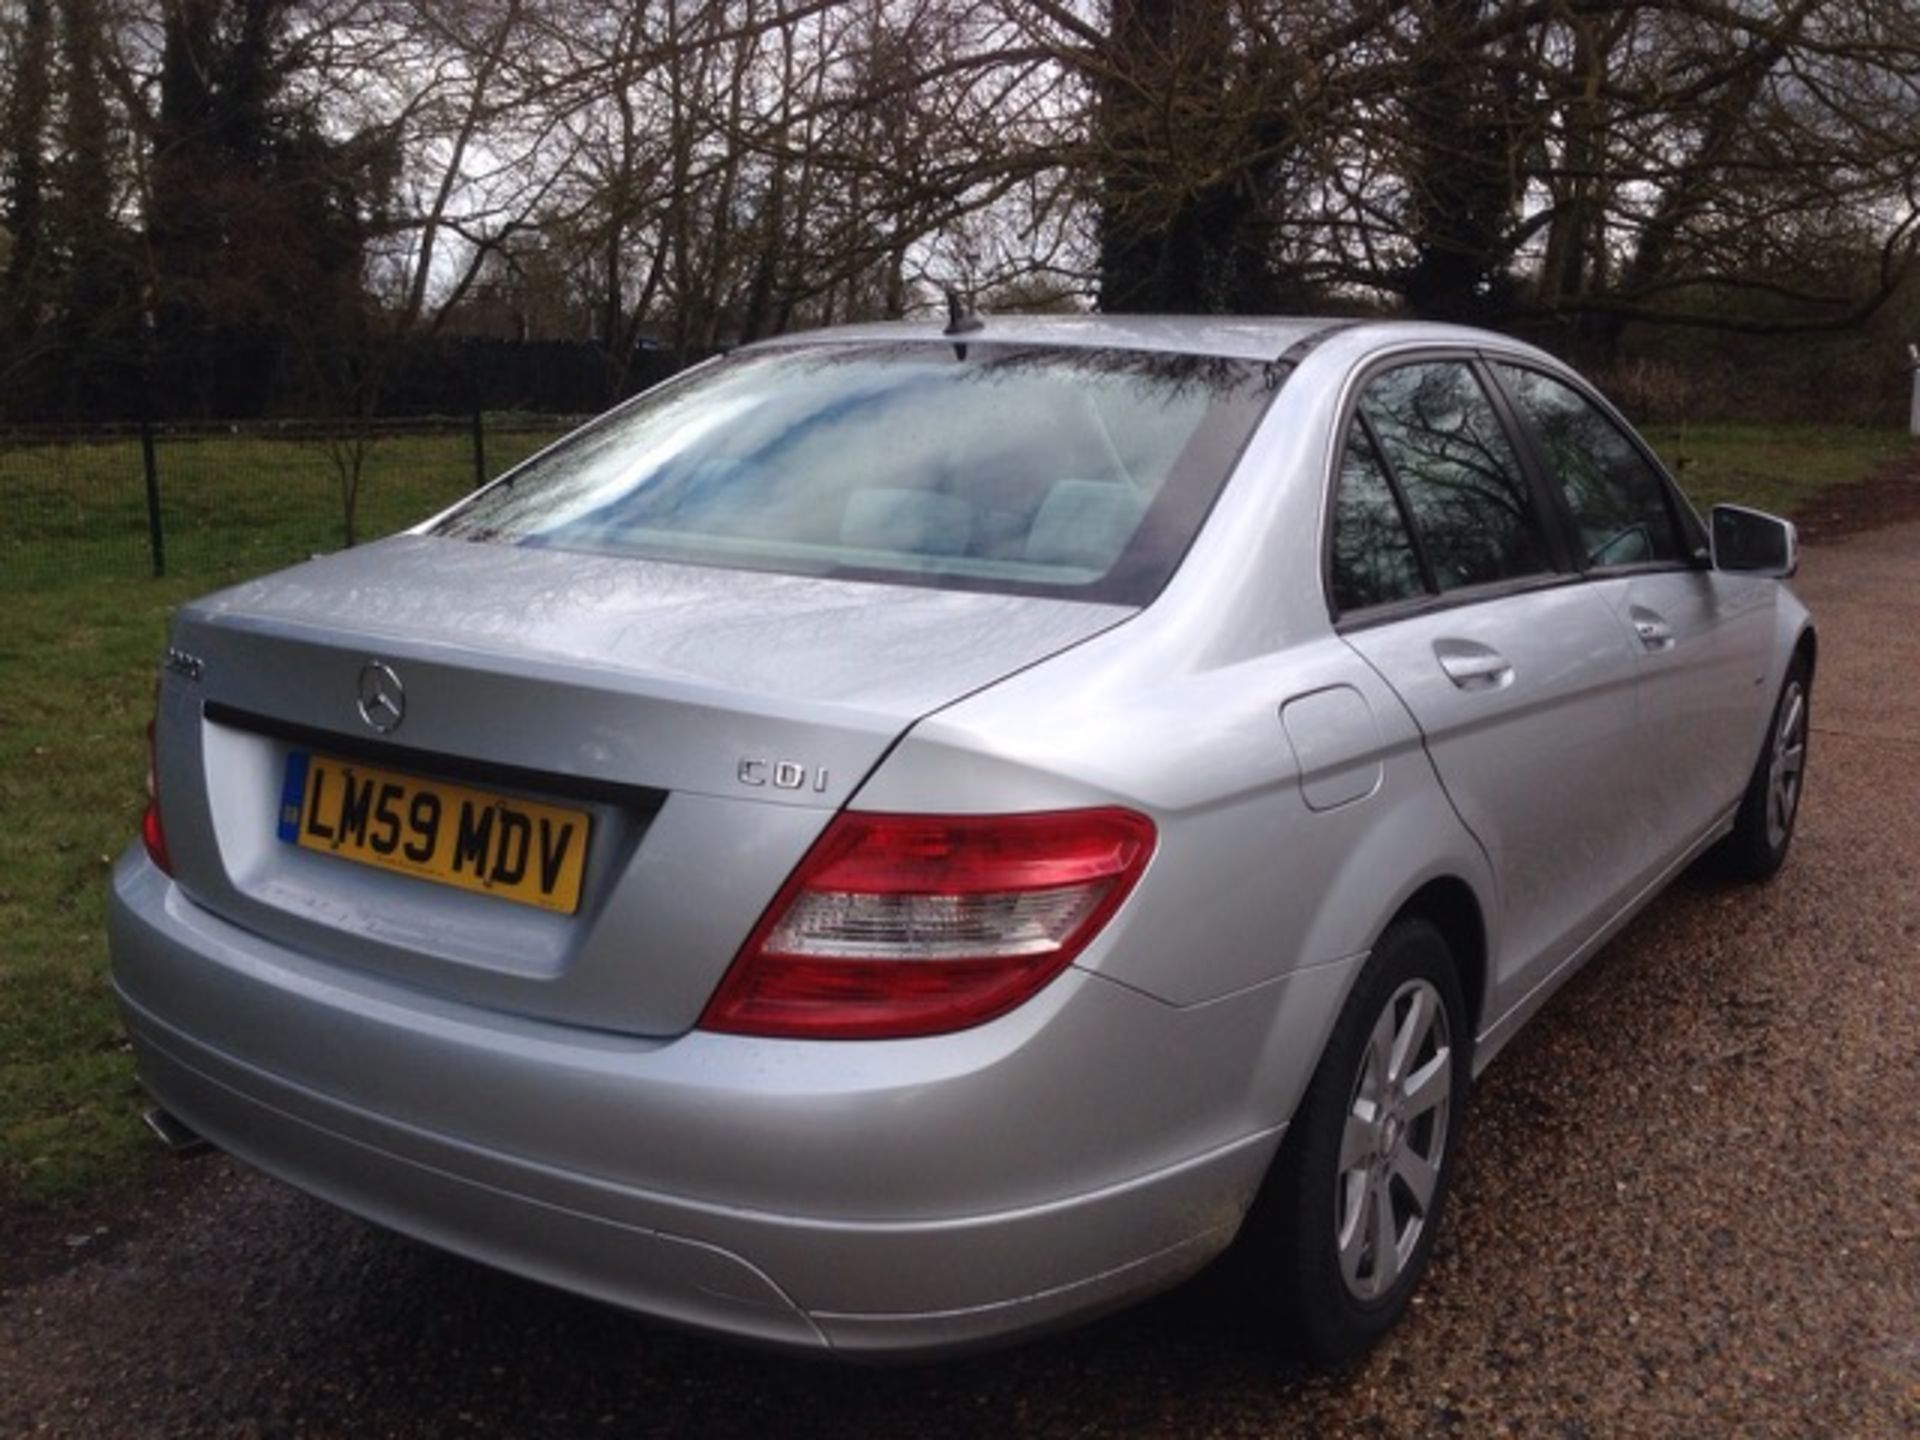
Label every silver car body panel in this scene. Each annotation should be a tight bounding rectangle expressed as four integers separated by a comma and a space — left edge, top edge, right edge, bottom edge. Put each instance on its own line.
754, 313, 1336, 361
109, 316, 1812, 1355
1341, 582, 1649, 1009
112, 852, 1352, 1353
157, 540, 1128, 1034
1584, 567, 1782, 841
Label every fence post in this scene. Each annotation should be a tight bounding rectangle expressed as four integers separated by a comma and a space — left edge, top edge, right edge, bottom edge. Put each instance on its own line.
467, 346, 487, 490
1909, 344, 1920, 437
140, 416, 165, 577
471, 398, 487, 491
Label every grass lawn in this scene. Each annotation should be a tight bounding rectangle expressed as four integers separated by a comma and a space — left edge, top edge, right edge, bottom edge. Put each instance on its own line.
0, 575, 211, 1202
1, 424, 566, 1206
1, 425, 569, 591
0, 420, 1911, 1209
1642, 422, 1913, 516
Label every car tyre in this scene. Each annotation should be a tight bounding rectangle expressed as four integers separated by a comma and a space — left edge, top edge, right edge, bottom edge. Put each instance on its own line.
1246, 917, 1469, 1366
1718, 654, 1811, 882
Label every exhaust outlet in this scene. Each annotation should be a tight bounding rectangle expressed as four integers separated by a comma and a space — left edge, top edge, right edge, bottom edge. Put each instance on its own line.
143, 1107, 212, 1156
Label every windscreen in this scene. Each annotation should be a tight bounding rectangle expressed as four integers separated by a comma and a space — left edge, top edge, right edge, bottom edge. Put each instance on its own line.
434, 342, 1282, 604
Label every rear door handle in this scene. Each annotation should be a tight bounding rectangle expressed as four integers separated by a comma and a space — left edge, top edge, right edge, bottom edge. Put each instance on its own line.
1433, 638, 1514, 691
1630, 606, 1675, 651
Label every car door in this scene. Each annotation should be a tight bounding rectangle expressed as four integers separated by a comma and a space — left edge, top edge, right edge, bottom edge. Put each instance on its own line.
1330, 358, 1647, 1015
1489, 362, 1777, 865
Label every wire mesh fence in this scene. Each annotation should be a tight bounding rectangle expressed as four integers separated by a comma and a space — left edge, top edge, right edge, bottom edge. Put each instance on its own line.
0, 416, 578, 592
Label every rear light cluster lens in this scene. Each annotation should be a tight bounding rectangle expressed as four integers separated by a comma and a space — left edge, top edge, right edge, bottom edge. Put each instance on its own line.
700, 808, 1156, 1039
141, 694, 173, 875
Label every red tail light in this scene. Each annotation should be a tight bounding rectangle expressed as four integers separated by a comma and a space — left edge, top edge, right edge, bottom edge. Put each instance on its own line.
142, 698, 173, 875
699, 808, 1156, 1039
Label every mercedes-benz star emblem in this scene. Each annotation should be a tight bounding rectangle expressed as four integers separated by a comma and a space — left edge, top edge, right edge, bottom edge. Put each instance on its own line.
356, 660, 406, 734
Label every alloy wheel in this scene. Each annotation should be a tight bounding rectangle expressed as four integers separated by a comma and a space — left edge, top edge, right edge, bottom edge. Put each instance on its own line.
1766, 678, 1808, 851
1334, 978, 1454, 1302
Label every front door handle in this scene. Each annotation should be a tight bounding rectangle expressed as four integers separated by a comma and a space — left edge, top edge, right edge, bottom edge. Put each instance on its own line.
1433, 638, 1514, 691
1630, 605, 1675, 651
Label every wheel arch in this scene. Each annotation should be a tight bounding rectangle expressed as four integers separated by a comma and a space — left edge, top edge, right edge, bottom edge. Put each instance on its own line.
1387, 876, 1487, 1056
1794, 623, 1818, 679
1238, 872, 1481, 1362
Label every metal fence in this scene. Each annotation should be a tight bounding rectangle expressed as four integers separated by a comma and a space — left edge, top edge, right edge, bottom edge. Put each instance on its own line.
0, 415, 580, 591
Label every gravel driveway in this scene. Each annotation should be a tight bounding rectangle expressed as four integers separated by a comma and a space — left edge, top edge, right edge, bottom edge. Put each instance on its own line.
4, 516, 1917, 1439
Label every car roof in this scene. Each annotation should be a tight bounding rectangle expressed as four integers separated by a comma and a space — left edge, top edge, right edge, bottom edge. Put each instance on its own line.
746, 315, 1537, 364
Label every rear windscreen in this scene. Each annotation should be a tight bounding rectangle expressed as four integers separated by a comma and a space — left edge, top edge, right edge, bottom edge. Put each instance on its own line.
434, 342, 1283, 604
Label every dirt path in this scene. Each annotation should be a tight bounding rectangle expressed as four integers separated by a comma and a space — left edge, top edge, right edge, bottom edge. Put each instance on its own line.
4, 503, 1917, 1438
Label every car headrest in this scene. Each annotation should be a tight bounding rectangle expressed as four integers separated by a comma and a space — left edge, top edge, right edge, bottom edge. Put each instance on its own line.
840, 488, 975, 557
1025, 480, 1149, 571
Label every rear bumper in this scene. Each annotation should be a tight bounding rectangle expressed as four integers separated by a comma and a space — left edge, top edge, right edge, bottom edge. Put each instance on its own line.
109, 851, 1306, 1357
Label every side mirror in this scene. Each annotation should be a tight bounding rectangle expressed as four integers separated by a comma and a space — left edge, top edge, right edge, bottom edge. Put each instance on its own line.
1711, 504, 1798, 578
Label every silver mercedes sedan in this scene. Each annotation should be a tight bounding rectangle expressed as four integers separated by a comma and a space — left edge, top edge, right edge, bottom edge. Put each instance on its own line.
109, 316, 1813, 1363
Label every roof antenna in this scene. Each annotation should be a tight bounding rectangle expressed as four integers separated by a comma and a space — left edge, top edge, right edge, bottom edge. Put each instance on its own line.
943, 287, 984, 337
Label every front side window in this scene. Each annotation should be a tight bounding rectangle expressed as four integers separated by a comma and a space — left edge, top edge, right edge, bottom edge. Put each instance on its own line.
1496, 364, 1685, 568
435, 343, 1279, 605
1359, 362, 1552, 591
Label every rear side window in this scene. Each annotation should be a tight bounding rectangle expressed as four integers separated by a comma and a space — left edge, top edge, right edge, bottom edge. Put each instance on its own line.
434, 343, 1278, 605
1330, 423, 1426, 612
1496, 364, 1685, 568
1360, 362, 1551, 591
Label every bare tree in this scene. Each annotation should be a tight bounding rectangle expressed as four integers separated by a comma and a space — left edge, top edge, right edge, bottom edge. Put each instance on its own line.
6, 0, 1920, 429
1, 0, 55, 356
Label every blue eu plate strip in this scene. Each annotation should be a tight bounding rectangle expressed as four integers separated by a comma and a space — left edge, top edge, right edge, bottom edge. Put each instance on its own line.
277, 751, 311, 843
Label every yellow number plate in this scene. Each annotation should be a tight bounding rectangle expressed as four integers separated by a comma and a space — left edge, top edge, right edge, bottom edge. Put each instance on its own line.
278, 751, 591, 914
